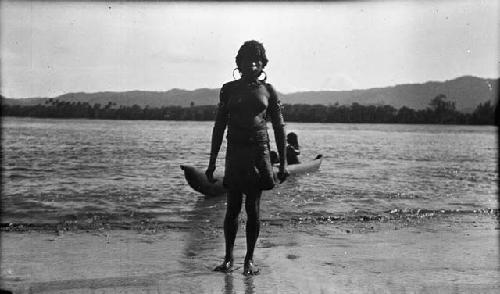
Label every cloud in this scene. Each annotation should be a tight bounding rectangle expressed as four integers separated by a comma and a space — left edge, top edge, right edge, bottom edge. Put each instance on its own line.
320, 74, 359, 91
161, 47, 215, 64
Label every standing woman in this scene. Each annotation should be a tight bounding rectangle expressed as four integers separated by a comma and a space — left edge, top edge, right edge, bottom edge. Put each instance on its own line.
205, 40, 288, 275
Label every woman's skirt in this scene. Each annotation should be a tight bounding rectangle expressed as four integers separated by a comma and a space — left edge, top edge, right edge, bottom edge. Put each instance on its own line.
223, 141, 275, 193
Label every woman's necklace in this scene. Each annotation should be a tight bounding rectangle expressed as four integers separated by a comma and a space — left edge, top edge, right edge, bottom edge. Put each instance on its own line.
245, 78, 261, 89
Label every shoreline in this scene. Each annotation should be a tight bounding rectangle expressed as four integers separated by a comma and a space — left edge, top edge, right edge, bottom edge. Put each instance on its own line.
1, 214, 498, 293
2, 208, 497, 233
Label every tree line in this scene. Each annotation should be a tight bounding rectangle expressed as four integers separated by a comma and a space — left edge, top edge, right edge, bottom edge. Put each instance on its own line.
2, 95, 496, 125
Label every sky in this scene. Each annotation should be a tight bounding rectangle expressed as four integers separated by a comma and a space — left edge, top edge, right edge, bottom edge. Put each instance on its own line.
1, 0, 498, 98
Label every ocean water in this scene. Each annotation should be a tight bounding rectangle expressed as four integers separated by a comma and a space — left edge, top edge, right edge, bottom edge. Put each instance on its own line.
1, 117, 498, 226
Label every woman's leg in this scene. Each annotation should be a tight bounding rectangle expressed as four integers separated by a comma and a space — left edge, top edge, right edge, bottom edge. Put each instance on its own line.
224, 190, 243, 262
244, 189, 262, 275
215, 190, 242, 272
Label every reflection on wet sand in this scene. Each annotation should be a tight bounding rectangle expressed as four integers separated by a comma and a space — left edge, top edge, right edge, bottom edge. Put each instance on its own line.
181, 194, 227, 272
27, 276, 160, 294
244, 276, 256, 294
222, 274, 256, 294
223, 274, 234, 294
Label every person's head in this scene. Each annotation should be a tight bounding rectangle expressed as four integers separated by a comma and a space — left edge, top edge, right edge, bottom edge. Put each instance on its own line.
287, 132, 299, 147
235, 40, 268, 79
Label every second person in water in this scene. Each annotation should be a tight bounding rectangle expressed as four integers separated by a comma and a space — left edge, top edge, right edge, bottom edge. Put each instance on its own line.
286, 132, 300, 165
271, 132, 301, 165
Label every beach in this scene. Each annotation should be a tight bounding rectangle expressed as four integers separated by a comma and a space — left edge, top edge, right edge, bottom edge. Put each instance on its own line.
1, 213, 498, 294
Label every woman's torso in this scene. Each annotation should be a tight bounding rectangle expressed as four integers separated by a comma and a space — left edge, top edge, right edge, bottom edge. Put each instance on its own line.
225, 80, 271, 144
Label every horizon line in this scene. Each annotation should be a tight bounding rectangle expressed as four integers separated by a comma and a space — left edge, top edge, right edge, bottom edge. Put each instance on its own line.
3, 75, 498, 100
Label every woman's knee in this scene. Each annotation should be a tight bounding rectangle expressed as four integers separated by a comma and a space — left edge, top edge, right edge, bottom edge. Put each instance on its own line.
225, 208, 241, 221
245, 196, 261, 220
246, 211, 260, 223
226, 191, 243, 220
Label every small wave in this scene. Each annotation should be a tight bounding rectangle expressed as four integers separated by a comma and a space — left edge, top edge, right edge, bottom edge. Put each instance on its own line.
2, 207, 497, 233
6, 173, 42, 179
86, 164, 110, 169
384, 208, 498, 217
270, 208, 499, 224
3, 166, 31, 171
33, 168, 55, 172
415, 158, 434, 162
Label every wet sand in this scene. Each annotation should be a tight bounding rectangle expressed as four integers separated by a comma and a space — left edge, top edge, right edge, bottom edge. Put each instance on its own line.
1, 215, 499, 294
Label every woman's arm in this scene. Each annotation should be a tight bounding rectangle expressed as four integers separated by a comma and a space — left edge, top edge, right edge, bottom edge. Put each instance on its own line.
266, 83, 288, 179
207, 85, 229, 175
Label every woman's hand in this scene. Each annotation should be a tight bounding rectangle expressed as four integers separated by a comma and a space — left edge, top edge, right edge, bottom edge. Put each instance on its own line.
205, 165, 217, 183
277, 166, 289, 183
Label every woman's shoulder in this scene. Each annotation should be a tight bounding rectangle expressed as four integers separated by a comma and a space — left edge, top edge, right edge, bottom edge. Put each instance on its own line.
221, 80, 240, 90
263, 82, 278, 98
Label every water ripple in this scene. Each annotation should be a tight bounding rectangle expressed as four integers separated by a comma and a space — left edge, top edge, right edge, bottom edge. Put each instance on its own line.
2, 118, 498, 226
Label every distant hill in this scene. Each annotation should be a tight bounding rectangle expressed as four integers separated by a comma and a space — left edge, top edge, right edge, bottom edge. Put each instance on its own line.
2, 76, 498, 113
284, 76, 498, 113
1, 88, 220, 108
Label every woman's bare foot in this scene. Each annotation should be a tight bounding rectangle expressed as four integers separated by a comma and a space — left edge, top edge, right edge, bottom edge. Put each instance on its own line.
214, 259, 234, 273
243, 260, 259, 276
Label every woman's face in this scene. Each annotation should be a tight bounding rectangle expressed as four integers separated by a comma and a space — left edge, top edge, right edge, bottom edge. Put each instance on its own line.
239, 57, 264, 79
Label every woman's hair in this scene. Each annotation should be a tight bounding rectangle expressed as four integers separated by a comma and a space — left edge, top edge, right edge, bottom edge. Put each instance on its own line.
287, 132, 299, 147
235, 40, 268, 70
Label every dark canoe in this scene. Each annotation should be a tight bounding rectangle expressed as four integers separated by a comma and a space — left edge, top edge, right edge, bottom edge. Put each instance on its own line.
180, 155, 323, 197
